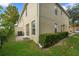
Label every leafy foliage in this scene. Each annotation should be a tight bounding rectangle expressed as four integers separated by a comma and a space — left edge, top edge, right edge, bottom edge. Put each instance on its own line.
0, 5, 19, 30
39, 32, 69, 48
67, 4, 79, 25
0, 33, 79, 56
0, 6, 3, 11
0, 4, 19, 48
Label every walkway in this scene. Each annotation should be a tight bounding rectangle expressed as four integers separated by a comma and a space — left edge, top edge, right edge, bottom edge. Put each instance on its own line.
54, 33, 76, 46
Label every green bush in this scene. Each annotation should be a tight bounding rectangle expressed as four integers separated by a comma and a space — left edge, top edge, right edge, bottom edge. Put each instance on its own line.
0, 29, 8, 48
39, 32, 68, 48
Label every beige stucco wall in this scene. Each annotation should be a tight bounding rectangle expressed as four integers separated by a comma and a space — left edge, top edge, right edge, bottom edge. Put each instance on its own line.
16, 3, 69, 44
24, 3, 39, 43
16, 3, 39, 43
15, 16, 24, 35
39, 3, 69, 34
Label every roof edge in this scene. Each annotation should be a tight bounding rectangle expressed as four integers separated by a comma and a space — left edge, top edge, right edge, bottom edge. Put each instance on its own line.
16, 3, 70, 25
56, 3, 70, 18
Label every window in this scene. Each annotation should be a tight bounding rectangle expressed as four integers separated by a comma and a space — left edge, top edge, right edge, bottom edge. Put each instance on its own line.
26, 4, 28, 16
31, 20, 35, 35
17, 31, 24, 36
26, 7, 27, 16
55, 28, 57, 33
55, 9, 58, 15
61, 25, 63, 32
26, 23, 29, 36
54, 23, 58, 33
61, 10, 62, 15
26, 11, 27, 16
62, 24, 65, 32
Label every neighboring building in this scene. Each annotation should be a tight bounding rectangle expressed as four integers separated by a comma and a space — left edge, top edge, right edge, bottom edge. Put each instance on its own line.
15, 3, 70, 47
69, 19, 79, 33
70, 24, 79, 32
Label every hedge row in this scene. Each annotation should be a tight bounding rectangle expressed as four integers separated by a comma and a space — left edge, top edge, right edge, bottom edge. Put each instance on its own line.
39, 32, 69, 48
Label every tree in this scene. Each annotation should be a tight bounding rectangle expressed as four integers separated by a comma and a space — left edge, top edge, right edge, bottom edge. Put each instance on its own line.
0, 5, 3, 21
67, 4, 79, 25
0, 4, 19, 48
0, 29, 8, 48
0, 6, 3, 12
0, 4, 19, 34
0, 5, 4, 48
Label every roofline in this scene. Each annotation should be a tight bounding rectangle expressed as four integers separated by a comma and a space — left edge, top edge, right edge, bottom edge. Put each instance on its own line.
20, 3, 28, 18
20, 3, 70, 19
56, 3, 70, 18
16, 3, 70, 25
16, 3, 28, 25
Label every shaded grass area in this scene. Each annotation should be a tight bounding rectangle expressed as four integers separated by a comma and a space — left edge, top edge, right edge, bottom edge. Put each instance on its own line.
0, 33, 79, 56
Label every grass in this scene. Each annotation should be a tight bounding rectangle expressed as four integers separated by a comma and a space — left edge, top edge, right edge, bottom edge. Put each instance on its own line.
0, 33, 79, 56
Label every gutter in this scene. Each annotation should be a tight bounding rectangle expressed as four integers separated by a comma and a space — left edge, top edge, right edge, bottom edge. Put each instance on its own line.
56, 3, 70, 18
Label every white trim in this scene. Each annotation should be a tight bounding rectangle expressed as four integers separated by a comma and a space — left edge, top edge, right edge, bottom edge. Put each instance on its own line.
37, 3, 39, 43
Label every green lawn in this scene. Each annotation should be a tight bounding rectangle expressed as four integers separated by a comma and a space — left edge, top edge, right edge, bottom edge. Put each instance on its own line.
0, 33, 79, 56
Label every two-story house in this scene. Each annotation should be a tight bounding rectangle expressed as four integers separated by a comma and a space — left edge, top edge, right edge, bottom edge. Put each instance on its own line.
15, 3, 70, 47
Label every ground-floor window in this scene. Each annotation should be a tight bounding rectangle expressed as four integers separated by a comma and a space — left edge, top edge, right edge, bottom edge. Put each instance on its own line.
31, 20, 35, 35
61, 25, 63, 32
62, 24, 65, 31
54, 23, 58, 33
55, 28, 57, 33
61, 24, 65, 32
17, 31, 24, 36
26, 23, 29, 36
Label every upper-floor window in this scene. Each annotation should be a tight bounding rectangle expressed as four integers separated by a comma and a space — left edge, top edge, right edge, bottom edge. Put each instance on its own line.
31, 20, 35, 35
26, 6, 27, 16
26, 4, 28, 16
61, 10, 62, 15
55, 9, 58, 15
26, 10, 27, 16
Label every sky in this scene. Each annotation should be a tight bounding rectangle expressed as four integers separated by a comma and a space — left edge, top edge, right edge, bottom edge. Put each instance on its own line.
0, 3, 24, 14
0, 3, 76, 14
12, 3, 24, 14
60, 3, 76, 10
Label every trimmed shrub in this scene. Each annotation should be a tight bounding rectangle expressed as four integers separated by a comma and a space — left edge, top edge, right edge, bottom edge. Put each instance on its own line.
39, 32, 68, 48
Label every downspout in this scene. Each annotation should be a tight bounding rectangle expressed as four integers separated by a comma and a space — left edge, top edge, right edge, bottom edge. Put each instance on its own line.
37, 3, 42, 48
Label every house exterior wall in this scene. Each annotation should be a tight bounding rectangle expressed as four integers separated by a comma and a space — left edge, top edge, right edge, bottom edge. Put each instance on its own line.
39, 3, 69, 34
15, 3, 69, 45
16, 3, 39, 43
24, 3, 39, 43
15, 16, 24, 36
